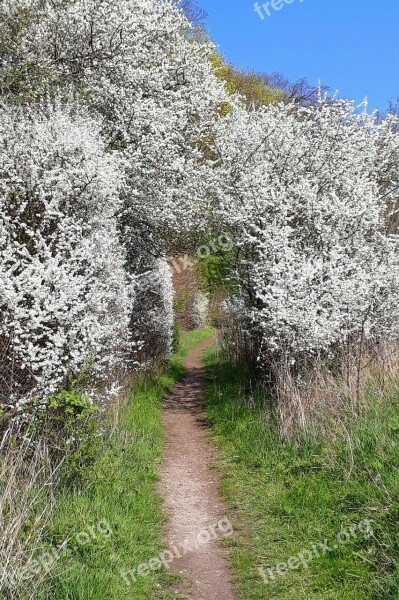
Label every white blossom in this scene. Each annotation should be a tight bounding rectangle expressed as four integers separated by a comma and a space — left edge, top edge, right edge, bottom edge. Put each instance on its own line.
209, 97, 399, 364
0, 101, 133, 411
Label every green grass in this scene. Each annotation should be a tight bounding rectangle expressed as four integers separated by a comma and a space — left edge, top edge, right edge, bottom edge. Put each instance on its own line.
35, 329, 214, 600
203, 345, 399, 600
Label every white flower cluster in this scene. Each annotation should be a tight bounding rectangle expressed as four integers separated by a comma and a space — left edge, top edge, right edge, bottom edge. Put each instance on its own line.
0, 102, 133, 412
209, 97, 399, 365
3, 0, 399, 411
192, 292, 210, 329
0, 0, 226, 414
29, 0, 225, 357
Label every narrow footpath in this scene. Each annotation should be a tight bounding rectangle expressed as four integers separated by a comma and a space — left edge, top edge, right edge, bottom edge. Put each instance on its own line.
160, 336, 236, 600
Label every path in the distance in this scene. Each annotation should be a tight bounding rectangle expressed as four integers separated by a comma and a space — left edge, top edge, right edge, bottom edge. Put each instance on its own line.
160, 335, 236, 600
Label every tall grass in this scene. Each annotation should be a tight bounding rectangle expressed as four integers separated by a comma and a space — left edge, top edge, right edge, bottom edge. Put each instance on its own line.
221, 319, 399, 440
33, 369, 178, 600
274, 341, 399, 440
203, 342, 399, 599
0, 426, 64, 599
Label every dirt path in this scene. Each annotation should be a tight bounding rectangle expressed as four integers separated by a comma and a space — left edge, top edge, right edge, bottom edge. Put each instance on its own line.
160, 336, 236, 600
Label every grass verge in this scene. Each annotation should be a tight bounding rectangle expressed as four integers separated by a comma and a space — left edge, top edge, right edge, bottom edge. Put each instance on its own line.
33, 329, 214, 600
203, 344, 399, 600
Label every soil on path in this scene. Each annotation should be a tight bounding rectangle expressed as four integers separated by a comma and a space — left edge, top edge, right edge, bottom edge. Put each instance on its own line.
160, 336, 236, 600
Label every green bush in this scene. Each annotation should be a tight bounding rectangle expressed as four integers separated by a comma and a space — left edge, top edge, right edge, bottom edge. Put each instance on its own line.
34, 389, 101, 483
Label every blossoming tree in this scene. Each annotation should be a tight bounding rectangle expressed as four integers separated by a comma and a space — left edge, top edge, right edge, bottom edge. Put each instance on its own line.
208, 97, 399, 369
0, 102, 133, 414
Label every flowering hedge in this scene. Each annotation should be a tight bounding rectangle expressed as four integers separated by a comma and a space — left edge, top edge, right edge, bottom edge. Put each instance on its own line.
0, 102, 133, 414
2, 0, 399, 418
208, 98, 399, 366
0, 0, 227, 416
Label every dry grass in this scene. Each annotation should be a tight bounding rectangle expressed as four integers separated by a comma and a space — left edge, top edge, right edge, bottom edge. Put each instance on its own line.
274, 341, 399, 440
0, 424, 64, 600
220, 322, 399, 440
218, 320, 261, 373
171, 253, 199, 330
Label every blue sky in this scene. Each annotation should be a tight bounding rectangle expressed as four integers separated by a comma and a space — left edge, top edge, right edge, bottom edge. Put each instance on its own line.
198, 0, 399, 113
